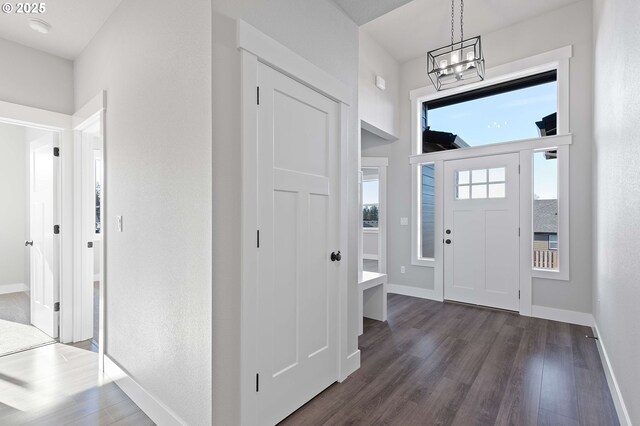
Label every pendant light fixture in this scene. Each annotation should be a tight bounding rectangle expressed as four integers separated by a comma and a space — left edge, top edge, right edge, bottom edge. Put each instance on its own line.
426, 0, 485, 91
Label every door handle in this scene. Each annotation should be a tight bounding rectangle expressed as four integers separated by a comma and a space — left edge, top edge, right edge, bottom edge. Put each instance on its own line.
330, 251, 342, 262
446, 229, 451, 234
445, 239, 452, 244
25, 240, 33, 247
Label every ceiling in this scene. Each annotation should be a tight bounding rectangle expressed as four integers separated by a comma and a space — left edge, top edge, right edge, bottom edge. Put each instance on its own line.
0, 0, 122, 60
331, 0, 415, 25
361, 0, 583, 63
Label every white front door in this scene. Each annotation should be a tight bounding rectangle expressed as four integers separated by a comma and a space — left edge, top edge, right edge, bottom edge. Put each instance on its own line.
257, 62, 340, 425
443, 153, 519, 311
29, 133, 59, 338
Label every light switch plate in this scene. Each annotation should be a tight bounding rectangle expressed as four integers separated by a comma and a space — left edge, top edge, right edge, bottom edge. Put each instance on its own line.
400, 217, 409, 226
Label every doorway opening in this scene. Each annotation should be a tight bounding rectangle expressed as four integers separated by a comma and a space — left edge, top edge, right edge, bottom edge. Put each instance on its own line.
443, 153, 520, 311
72, 112, 104, 353
0, 121, 60, 357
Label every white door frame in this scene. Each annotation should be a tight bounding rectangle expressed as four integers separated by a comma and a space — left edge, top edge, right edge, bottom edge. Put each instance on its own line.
237, 20, 354, 425
0, 100, 73, 342
361, 157, 388, 274
410, 134, 572, 315
72, 91, 106, 368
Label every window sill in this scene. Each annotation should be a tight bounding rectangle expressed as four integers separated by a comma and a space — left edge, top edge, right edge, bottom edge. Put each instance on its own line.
412, 258, 436, 268
531, 267, 568, 281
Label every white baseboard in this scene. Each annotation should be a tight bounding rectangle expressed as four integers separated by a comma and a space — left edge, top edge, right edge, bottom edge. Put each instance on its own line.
362, 254, 379, 261
93, 274, 100, 282
530, 305, 593, 326
387, 283, 443, 302
104, 355, 186, 425
592, 322, 632, 426
339, 349, 360, 382
0, 283, 28, 295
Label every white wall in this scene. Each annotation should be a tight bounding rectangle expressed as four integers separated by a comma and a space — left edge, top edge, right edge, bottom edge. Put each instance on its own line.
212, 1, 359, 423
359, 28, 400, 137
593, 0, 640, 421
0, 123, 27, 288
363, 231, 379, 257
363, 0, 594, 313
73, 0, 212, 424
0, 38, 74, 115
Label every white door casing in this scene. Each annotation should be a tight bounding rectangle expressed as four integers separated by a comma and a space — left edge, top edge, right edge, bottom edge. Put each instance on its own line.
29, 132, 59, 338
256, 62, 340, 425
443, 153, 519, 311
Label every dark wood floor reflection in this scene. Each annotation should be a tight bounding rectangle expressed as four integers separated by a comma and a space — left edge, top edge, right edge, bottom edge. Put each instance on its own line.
281, 294, 619, 426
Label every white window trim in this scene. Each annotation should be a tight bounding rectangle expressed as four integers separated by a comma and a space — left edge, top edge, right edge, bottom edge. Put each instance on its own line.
362, 157, 388, 274
408, 46, 572, 314
528, 144, 570, 281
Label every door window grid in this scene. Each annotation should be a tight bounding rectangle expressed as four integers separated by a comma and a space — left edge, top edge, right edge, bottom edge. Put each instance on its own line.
456, 167, 506, 199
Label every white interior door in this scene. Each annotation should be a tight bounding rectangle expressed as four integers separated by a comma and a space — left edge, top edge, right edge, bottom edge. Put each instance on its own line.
443, 153, 519, 311
29, 133, 59, 338
257, 62, 340, 425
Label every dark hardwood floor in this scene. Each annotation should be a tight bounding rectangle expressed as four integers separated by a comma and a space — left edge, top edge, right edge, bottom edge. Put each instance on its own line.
281, 294, 619, 426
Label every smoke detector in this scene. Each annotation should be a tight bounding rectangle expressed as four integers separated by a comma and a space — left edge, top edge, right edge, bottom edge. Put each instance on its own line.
28, 18, 51, 34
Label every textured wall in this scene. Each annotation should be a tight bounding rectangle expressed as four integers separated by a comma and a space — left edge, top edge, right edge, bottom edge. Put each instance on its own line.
0, 123, 26, 287
74, 0, 212, 423
593, 0, 640, 422
0, 38, 73, 114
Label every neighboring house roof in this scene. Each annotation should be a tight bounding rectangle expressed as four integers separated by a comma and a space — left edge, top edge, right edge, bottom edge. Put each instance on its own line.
534, 199, 558, 233
422, 127, 469, 152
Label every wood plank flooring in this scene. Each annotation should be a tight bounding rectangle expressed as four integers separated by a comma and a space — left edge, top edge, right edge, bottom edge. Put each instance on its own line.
0, 343, 153, 425
281, 294, 619, 426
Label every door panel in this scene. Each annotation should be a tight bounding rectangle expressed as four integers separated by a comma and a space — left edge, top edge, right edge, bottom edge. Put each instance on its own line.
444, 153, 519, 311
30, 133, 59, 338
257, 63, 340, 425
272, 189, 299, 376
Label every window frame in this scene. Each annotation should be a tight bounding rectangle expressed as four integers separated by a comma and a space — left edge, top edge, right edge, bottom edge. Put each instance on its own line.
409, 46, 573, 312
361, 175, 380, 231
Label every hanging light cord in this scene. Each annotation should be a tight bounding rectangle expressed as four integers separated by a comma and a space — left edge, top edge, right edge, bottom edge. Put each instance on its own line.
450, 0, 455, 47
451, 0, 465, 47
460, 0, 464, 42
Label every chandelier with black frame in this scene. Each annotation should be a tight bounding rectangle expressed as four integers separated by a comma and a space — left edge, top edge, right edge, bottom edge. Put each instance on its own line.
426, 0, 485, 91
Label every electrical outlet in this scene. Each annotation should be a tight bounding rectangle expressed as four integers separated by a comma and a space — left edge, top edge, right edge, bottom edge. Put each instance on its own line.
400, 217, 409, 226
400, 266, 406, 274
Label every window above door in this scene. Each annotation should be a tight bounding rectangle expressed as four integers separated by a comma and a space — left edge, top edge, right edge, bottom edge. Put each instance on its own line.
422, 71, 557, 153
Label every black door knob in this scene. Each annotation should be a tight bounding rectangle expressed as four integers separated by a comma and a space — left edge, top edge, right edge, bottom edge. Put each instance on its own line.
330, 251, 342, 262
25, 240, 33, 247
445, 239, 452, 244
446, 229, 451, 234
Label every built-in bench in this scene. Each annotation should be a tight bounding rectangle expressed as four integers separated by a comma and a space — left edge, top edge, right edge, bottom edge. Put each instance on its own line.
358, 271, 387, 335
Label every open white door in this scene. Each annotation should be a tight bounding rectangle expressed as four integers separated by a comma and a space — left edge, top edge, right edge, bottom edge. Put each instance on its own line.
256, 62, 340, 425
443, 153, 519, 311
29, 132, 59, 338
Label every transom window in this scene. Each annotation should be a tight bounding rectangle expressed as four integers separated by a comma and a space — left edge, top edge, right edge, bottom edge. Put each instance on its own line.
456, 167, 506, 199
422, 71, 557, 153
